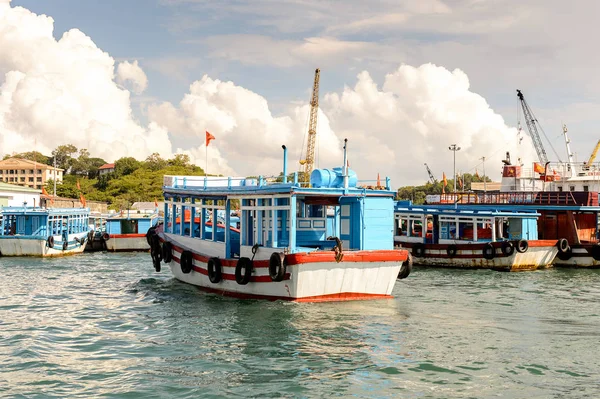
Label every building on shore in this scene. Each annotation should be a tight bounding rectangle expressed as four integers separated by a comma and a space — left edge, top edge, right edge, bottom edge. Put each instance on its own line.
0, 158, 63, 190
98, 163, 115, 176
0, 182, 41, 207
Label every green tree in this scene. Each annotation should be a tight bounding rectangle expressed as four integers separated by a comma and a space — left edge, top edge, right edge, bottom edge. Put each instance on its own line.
114, 157, 141, 177
144, 153, 167, 171
51, 144, 78, 171
168, 154, 191, 168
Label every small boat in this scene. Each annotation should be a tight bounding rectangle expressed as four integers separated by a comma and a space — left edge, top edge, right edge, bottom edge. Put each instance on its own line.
148, 146, 410, 302
85, 212, 109, 252
0, 206, 91, 256
394, 202, 561, 271
103, 210, 161, 252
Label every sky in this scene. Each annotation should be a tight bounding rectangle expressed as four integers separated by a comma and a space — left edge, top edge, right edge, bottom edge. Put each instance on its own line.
2, 0, 600, 187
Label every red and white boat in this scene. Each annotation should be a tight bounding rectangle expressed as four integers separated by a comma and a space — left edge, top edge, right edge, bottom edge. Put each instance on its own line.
148, 149, 410, 302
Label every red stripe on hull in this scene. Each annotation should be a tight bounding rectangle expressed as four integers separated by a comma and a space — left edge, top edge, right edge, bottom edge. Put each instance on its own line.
189, 284, 393, 302
109, 233, 147, 238
171, 256, 290, 283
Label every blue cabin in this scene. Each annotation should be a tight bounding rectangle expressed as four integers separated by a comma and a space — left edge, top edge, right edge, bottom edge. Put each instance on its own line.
394, 201, 540, 245
105, 211, 160, 236
0, 206, 90, 239
162, 167, 395, 259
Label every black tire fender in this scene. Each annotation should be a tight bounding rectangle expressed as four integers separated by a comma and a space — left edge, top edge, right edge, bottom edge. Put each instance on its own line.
235, 257, 253, 285
145, 227, 156, 245
501, 241, 515, 256
556, 247, 573, 261
591, 244, 600, 261
62, 240, 68, 250
398, 252, 412, 279
412, 243, 425, 257
180, 250, 193, 274
557, 238, 570, 253
269, 252, 287, 282
482, 243, 495, 260
516, 239, 528, 253
208, 257, 222, 284
162, 242, 173, 263
446, 245, 458, 257
47, 236, 54, 249
102, 232, 110, 241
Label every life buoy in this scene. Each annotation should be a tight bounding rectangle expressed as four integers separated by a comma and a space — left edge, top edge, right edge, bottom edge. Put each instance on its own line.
412, 243, 425, 257
591, 244, 600, 261
180, 250, 193, 274
162, 242, 172, 263
208, 257, 222, 283
446, 245, 458, 257
398, 252, 412, 279
501, 241, 515, 256
47, 236, 54, 249
102, 232, 110, 241
62, 240, 68, 250
482, 243, 495, 260
557, 238, 570, 253
235, 257, 253, 285
516, 239, 528, 253
269, 252, 286, 282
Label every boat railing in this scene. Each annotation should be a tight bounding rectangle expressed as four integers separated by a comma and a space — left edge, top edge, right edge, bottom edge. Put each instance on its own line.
431, 191, 598, 206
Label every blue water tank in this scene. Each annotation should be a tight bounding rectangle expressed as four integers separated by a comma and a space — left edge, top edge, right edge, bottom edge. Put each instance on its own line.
310, 167, 357, 188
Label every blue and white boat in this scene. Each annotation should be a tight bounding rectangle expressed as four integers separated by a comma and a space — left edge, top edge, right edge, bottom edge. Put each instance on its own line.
0, 206, 91, 256
394, 201, 561, 271
103, 210, 161, 252
148, 145, 410, 302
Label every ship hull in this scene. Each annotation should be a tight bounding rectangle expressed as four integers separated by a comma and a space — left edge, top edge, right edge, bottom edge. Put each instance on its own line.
0, 233, 88, 257
160, 232, 407, 302
105, 234, 150, 252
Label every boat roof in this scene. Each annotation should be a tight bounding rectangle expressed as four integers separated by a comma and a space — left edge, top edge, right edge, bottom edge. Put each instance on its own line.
395, 202, 541, 218
1, 206, 90, 216
163, 175, 396, 199
106, 212, 159, 220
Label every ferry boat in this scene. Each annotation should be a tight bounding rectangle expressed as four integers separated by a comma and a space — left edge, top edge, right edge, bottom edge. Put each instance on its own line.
85, 212, 108, 251
103, 210, 161, 252
148, 147, 410, 302
394, 202, 561, 271
0, 206, 91, 256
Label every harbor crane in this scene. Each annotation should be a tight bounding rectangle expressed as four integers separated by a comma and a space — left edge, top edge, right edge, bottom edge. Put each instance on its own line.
424, 163, 438, 184
299, 68, 320, 182
516, 89, 562, 164
588, 139, 600, 164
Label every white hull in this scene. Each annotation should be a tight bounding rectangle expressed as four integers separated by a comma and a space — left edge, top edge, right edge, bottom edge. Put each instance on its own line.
0, 233, 88, 257
161, 232, 405, 301
553, 246, 600, 267
105, 236, 150, 252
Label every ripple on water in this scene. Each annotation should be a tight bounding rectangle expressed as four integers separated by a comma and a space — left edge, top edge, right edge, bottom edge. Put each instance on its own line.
1, 256, 600, 398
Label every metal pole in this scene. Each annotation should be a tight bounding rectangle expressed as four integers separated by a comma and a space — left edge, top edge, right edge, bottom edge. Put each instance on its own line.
480, 156, 486, 193
53, 156, 57, 198
449, 144, 461, 192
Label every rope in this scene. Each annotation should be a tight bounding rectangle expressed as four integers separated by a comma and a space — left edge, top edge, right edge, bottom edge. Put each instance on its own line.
327, 236, 344, 263
251, 244, 260, 261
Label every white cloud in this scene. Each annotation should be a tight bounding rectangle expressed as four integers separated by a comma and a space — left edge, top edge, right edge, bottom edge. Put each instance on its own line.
148, 75, 342, 177
0, 1, 172, 163
116, 60, 148, 95
321, 64, 537, 186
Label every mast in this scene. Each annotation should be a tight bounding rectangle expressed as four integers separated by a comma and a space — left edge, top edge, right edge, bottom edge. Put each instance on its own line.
562, 124, 576, 177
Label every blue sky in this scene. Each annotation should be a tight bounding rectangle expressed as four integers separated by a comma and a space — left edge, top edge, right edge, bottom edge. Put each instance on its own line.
4, 0, 600, 184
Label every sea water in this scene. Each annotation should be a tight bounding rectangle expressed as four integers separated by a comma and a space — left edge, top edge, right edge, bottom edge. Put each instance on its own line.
1, 253, 599, 398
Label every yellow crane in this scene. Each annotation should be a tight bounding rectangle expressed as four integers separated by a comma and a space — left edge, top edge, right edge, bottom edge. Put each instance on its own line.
299, 68, 320, 182
588, 139, 600, 164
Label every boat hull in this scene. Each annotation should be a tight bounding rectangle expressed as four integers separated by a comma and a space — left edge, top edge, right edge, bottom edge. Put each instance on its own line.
0, 233, 88, 257
397, 240, 559, 271
553, 244, 600, 268
160, 232, 407, 302
105, 234, 150, 252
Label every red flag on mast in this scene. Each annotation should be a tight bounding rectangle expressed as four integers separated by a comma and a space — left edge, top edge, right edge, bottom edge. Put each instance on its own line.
205, 131, 215, 146
79, 193, 87, 207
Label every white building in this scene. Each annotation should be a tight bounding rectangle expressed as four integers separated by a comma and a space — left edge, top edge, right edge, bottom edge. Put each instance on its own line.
0, 182, 41, 207
0, 158, 63, 190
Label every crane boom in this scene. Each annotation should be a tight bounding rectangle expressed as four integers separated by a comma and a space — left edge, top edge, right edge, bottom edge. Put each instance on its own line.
424, 163, 438, 184
300, 68, 320, 181
588, 139, 600, 164
517, 89, 548, 164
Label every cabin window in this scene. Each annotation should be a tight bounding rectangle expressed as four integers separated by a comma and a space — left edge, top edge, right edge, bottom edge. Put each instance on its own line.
558, 186, 563, 192
570, 186, 575, 191
583, 186, 589, 192
121, 219, 139, 234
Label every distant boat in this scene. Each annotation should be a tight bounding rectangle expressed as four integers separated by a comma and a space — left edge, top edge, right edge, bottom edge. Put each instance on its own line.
147, 149, 410, 302
0, 206, 91, 256
103, 210, 161, 252
394, 202, 561, 271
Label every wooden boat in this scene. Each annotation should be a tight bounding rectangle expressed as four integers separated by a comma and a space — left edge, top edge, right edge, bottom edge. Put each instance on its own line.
0, 206, 91, 256
147, 148, 410, 302
104, 210, 161, 252
394, 202, 560, 271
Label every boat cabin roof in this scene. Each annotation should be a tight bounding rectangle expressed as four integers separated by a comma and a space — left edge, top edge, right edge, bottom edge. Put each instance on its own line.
0, 206, 90, 216
395, 202, 540, 218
